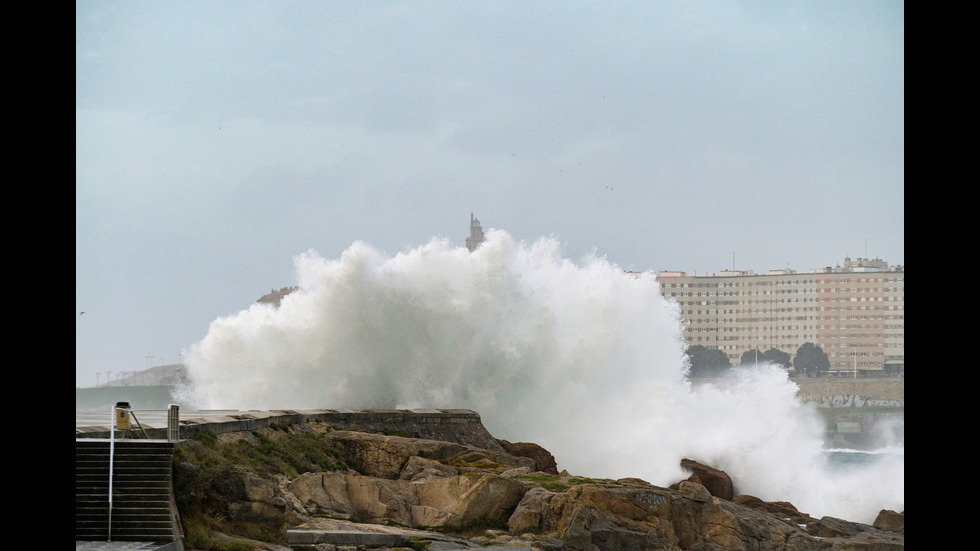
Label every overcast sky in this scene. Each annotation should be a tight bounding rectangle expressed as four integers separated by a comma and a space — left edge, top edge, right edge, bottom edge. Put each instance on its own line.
76, 1, 904, 388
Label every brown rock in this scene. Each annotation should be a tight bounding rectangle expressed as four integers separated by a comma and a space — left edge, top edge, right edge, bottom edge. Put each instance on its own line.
732, 494, 814, 526
873, 509, 904, 533
675, 458, 734, 501
805, 516, 873, 538
508, 487, 546, 535
616, 477, 653, 486
509, 479, 839, 551
508, 485, 569, 536
175, 419, 905, 550
708, 499, 817, 551
350, 475, 421, 525
288, 469, 527, 530
497, 440, 559, 474
325, 431, 534, 479
675, 480, 712, 503
827, 529, 906, 549
289, 472, 354, 518
398, 455, 459, 482
415, 471, 528, 527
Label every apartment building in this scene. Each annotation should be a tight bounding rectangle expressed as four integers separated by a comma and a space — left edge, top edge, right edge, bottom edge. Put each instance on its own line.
655, 257, 904, 376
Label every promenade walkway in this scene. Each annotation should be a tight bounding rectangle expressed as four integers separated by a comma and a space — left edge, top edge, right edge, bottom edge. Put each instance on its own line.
76, 408, 257, 435
75, 543, 181, 551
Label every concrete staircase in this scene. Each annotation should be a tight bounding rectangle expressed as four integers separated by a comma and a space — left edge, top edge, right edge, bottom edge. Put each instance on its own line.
75, 439, 183, 548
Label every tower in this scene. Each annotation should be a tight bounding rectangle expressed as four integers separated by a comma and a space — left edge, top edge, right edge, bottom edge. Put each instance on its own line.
466, 212, 485, 252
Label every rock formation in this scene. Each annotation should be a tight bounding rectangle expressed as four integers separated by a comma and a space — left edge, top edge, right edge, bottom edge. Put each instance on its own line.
172, 418, 904, 550
673, 458, 734, 501
498, 439, 560, 475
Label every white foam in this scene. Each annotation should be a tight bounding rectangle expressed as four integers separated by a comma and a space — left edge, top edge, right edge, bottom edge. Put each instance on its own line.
179, 230, 903, 523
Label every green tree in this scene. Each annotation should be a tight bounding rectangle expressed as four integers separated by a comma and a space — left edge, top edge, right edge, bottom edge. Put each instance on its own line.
760, 348, 791, 369
793, 342, 830, 377
686, 345, 731, 377
739, 348, 790, 369
739, 348, 763, 366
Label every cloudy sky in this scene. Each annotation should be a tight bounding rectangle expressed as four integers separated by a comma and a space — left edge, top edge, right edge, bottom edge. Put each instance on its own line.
76, 1, 903, 388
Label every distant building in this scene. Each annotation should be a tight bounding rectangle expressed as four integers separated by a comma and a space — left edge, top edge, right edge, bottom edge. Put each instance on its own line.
656, 257, 904, 376
465, 213, 485, 252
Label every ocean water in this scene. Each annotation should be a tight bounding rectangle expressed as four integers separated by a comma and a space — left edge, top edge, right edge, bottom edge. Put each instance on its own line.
825, 446, 905, 474
178, 230, 904, 524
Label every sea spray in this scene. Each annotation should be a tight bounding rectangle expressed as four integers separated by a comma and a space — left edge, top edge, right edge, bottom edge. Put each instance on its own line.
180, 229, 903, 523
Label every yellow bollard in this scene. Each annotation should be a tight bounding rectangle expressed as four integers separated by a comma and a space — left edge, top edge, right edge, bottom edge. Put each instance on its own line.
114, 402, 132, 430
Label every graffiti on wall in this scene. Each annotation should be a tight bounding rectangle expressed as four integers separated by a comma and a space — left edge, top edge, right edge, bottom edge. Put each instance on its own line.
814, 395, 904, 408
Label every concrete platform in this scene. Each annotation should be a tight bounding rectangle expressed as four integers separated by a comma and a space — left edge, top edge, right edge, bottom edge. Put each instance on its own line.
75, 407, 464, 434
287, 529, 408, 547
76, 407, 499, 451
75, 408, 263, 433
75, 542, 180, 551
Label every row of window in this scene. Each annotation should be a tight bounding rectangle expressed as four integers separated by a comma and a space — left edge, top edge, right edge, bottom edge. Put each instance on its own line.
671, 296, 901, 303
668, 287, 902, 296
662, 276, 903, 288
820, 341, 903, 347
683, 310, 902, 317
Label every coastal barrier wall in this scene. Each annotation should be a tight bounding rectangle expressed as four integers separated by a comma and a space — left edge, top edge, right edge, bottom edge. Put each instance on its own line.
790, 379, 903, 448
689, 377, 904, 408
75, 408, 507, 452
793, 378, 904, 407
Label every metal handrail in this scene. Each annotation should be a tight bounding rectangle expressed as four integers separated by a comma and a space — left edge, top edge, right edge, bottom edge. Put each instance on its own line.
108, 401, 147, 541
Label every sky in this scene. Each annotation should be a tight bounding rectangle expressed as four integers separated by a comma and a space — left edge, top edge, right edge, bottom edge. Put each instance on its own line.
76, 1, 904, 388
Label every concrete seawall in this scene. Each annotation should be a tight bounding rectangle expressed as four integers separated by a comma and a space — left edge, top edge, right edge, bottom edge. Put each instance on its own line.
794, 378, 904, 406
690, 377, 904, 407
793, 379, 904, 448
75, 408, 507, 452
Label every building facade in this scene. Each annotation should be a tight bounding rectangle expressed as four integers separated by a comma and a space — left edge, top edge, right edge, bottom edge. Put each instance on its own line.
655, 257, 904, 376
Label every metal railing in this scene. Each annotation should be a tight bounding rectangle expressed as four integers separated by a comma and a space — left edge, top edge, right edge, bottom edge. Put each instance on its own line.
107, 401, 164, 541
167, 404, 179, 442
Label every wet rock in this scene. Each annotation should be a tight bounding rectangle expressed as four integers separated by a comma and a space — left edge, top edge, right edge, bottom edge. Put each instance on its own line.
873, 509, 904, 533
674, 457, 734, 500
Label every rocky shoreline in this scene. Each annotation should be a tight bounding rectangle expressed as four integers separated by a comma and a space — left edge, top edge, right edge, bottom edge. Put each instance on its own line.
173, 418, 903, 550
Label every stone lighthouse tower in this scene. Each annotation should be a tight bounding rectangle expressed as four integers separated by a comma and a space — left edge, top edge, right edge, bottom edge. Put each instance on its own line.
465, 212, 485, 252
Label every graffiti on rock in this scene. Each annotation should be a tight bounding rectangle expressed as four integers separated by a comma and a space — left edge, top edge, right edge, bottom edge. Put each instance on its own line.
635, 492, 668, 511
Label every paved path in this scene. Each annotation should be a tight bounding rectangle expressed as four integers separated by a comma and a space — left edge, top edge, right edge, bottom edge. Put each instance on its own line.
76, 408, 251, 433
75, 543, 179, 551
